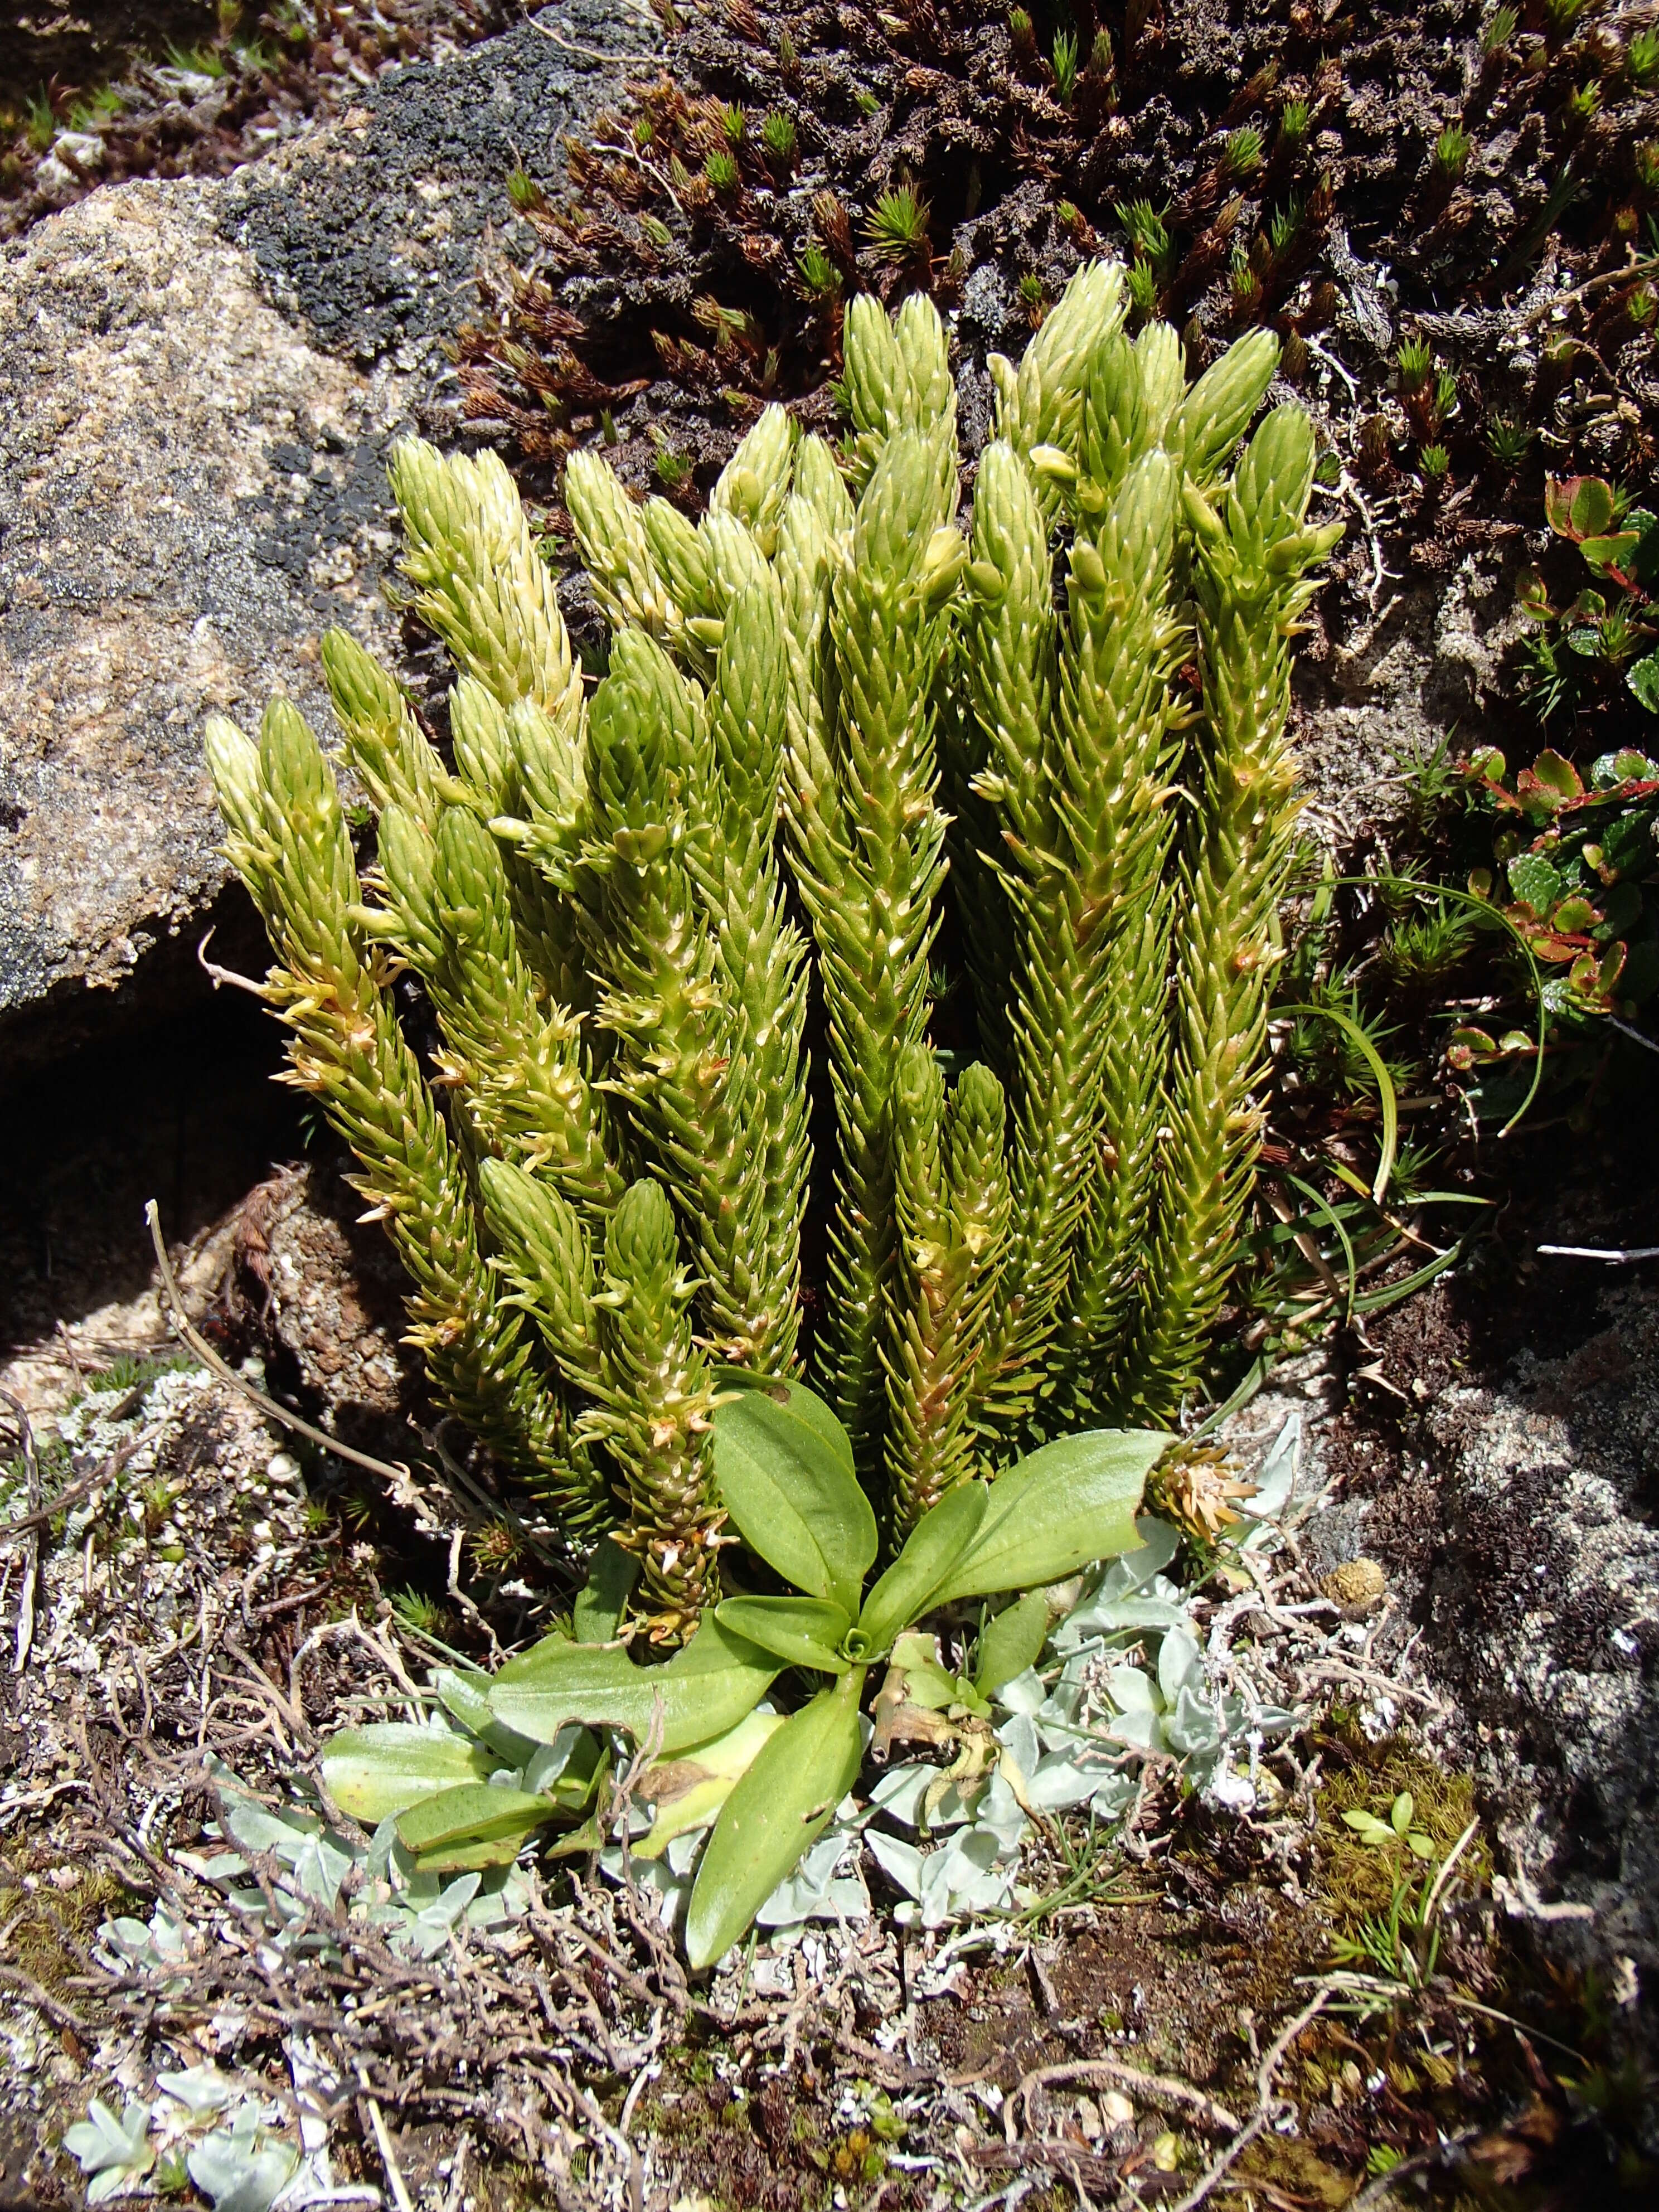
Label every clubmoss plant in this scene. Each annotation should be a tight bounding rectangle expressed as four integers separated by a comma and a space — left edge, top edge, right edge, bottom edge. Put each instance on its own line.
1481, 6, 1517, 61
1078, 27, 1116, 125
884, 1043, 1011, 1532
589, 1178, 725, 1638
207, 266, 1339, 1631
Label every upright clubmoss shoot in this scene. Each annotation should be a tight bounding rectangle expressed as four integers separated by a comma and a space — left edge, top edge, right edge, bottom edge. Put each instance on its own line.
1276, 98, 1310, 157
866, 183, 932, 267
1397, 336, 1432, 391
798, 243, 841, 297
760, 109, 798, 169
1433, 126, 1471, 182
1482, 5, 1517, 57
1051, 28, 1079, 105
1221, 126, 1264, 182
1486, 413, 1535, 465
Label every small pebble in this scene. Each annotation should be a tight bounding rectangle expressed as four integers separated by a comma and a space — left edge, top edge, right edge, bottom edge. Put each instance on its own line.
1323, 1558, 1387, 1613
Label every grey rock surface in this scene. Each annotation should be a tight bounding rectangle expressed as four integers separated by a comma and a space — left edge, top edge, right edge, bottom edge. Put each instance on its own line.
0, 176, 415, 1073
1294, 551, 1531, 842
0, 3, 653, 1082
220, 1, 659, 366
1290, 1246, 1659, 1990
1413, 1301, 1659, 1970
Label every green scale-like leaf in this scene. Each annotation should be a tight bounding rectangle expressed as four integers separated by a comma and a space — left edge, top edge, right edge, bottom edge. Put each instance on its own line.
370, 797, 619, 1223
582, 630, 802, 1371
787, 420, 963, 1467
1118, 404, 1343, 1420
882, 1044, 1011, 1532
586, 1178, 725, 1639
204, 703, 601, 1521
967, 435, 1188, 1432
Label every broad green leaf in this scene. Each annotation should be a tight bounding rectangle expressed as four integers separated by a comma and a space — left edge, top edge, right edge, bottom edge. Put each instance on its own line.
903, 1657, 971, 1713
1342, 1808, 1396, 1846
635, 1708, 784, 1859
1570, 478, 1615, 540
855, 1481, 987, 1655
1506, 852, 1563, 918
572, 1534, 640, 1643
522, 1725, 605, 1811
395, 1783, 554, 1871
492, 1628, 573, 1676
431, 1666, 542, 1763
430, 1665, 493, 1734
545, 1813, 607, 1859
712, 1378, 876, 1614
1628, 652, 1659, 714
928, 1429, 1163, 1606
685, 1670, 866, 1970
974, 1590, 1051, 1697
715, 1595, 852, 1674
321, 1724, 494, 1827
884, 1632, 966, 1712
1546, 473, 1614, 542
1530, 748, 1583, 800
488, 1614, 777, 1754
1579, 530, 1640, 571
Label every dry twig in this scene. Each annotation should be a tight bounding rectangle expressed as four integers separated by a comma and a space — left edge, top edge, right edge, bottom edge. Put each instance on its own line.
1003, 2056, 1243, 2143
1166, 1987, 1332, 2211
